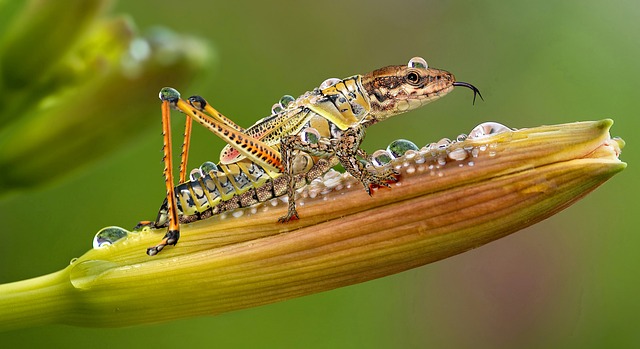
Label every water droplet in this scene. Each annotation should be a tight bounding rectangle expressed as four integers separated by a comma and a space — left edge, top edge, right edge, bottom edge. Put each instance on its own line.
371, 149, 392, 166
448, 148, 468, 161
404, 149, 418, 160
93, 226, 129, 249
407, 57, 428, 69
468, 122, 512, 139
435, 138, 452, 150
456, 133, 468, 142
200, 161, 219, 174
232, 210, 244, 218
387, 139, 419, 158
189, 168, 201, 181
424, 143, 436, 152
271, 103, 283, 114
319, 78, 341, 89
300, 127, 320, 144
69, 257, 78, 265
279, 95, 295, 108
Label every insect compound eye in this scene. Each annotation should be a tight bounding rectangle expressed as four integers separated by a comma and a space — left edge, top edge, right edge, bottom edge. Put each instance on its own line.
406, 71, 421, 85
188, 95, 207, 110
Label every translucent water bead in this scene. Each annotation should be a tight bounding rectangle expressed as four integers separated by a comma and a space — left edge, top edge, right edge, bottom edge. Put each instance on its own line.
200, 161, 219, 174
407, 57, 428, 69
387, 139, 419, 158
300, 127, 321, 144
279, 95, 295, 108
467, 122, 512, 139
188, 168, 202, 181
371, 149, 393, 166
93, 226, 130, 248
271, 103, 283, 114
319, 78, 341, 89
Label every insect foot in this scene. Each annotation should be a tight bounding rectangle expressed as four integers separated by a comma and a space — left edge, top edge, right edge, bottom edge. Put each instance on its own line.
147, 230, 180, 256
361, 168, 400, 196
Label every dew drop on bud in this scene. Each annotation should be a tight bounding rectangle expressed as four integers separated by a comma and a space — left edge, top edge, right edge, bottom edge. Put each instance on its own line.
468, 122, 512, 139
387, 139, 419, 158
435, 138, 452, 150
93, 226, 130, 249
448, 148, 468, 161
371, 149, 393, 166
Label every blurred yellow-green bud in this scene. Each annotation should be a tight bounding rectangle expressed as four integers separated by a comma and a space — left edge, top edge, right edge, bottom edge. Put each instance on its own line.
0, 0, 214, 192
0, 119, 625, 331
0, 0, 109, 89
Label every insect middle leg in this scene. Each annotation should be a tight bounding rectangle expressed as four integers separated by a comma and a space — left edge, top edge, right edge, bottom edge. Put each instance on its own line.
332, 125, 399, 195
277, 126, 398, 222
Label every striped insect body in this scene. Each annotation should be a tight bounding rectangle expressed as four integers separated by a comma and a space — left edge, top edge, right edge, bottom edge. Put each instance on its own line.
143, 57, 483, 255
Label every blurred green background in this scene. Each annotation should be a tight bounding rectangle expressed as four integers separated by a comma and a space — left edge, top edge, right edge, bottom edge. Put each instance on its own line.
0, 0, 637, 348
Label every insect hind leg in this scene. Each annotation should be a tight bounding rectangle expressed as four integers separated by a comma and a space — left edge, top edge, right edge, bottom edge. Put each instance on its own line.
147, 88, 183, 256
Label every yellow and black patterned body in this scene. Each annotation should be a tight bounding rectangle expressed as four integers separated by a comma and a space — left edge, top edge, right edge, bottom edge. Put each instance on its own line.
145, 57, 482, 254
152, 75, 372, 227
218, 75, 371, 164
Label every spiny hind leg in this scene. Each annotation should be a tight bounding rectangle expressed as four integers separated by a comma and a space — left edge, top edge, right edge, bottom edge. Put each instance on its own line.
147, 89, 183, 256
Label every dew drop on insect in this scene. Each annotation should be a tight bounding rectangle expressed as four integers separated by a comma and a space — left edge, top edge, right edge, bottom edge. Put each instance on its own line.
200, 161, 219, 174
319, 78, 341, 89
456, 133, 468, 142
189, 168, 202, 181
271, 103, 284, 114
467, 122, 512, 139
408, 57, 428, 69
300, 127, 321, 144
371, 149, 393, 166
279, 95, 295, 108
93, 226, 129, 249
387, 139, 419, 158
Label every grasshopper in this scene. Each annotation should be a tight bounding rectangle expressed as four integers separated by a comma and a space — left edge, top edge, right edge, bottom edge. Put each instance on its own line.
144, 57, 482, 255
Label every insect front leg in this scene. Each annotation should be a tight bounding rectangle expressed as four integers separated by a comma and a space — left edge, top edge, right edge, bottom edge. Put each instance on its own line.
277, 134, 337, 223
334, 126, 399, 195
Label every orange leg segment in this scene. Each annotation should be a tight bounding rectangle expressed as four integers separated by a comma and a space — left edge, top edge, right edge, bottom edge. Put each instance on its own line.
178, 115, 192, 183
147, 97, 181, 256
174, 99, 284, 173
